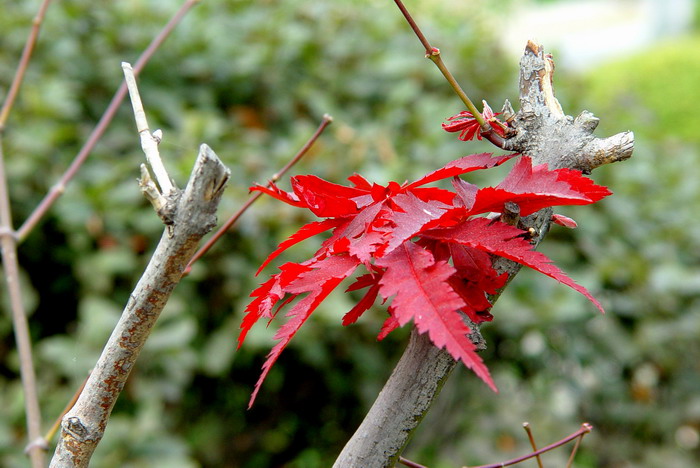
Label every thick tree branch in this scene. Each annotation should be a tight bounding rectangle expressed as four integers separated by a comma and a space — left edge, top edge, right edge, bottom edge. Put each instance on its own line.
49, 144, 229, 468
50, 60, 229, 468
333, 42, 633, 468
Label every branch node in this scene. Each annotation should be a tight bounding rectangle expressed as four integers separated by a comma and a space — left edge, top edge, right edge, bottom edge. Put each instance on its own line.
24, 437, 49, 454
152, 129, 163, 144
425, 47, 440, 58
501, 99, 516, 123
0, 226, 18, 241
138, 165, 176, 225
64, 417, 91, 442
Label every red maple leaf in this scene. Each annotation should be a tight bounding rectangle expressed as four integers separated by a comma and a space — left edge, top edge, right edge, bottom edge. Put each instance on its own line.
469, 156, 611, 216
375, 242, 495, 389
423, 217, 605, 314
240, 153, 610, 406
442, 100, 508, 141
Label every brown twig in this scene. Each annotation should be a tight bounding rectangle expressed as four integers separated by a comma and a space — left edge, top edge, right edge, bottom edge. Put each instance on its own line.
471, 423, 593, 468
565, 426, 587, 468
0, 142, 45, 468
523, 422, 544, 468
43, 372, 90, 445
398, 456, 429, 468
0, 3, 54, 467
16, 0, 202, 242
393, 0, 506, 150
182, 113, 333, 276
0, 0, 53, 130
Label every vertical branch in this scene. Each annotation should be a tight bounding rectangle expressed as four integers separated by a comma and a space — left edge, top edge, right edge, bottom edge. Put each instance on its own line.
49, 144, 229, 468
0, 2, 54, 467
523, 422, 544, 468
0, 143, 45, 468
332, 329, 458, 468
334, 37, 632, 468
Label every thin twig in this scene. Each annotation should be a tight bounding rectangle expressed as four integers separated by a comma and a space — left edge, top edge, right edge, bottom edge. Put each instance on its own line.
0, 2, 53, 467
565, 428, 588, 468
0, 0, 53, 130
393, 0, 483, 126
523, 422, 544, 468
398, 456, 429, 468
471, 423, 593, 468
393, 0, 507, 149
182, 113, 333, 276
16, 0, 201, 242
0, 140, 45, 468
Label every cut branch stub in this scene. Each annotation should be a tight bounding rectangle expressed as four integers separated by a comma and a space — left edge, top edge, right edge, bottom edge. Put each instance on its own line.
505, 40, 634, 172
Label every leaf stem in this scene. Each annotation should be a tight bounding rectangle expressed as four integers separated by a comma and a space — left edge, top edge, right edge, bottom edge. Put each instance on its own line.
182, 114, 333, 276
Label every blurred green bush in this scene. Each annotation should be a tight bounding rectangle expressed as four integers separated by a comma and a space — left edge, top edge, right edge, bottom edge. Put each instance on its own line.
1, 1, 698, 467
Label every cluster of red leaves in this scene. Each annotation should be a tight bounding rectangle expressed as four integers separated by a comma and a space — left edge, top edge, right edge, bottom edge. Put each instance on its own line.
442, 100, 507, 141
239, 153, 610, 407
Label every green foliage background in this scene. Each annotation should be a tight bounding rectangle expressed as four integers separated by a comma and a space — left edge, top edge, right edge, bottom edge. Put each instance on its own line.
1, 1, 698, 467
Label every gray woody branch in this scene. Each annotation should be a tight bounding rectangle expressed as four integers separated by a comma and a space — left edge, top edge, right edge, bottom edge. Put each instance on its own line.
49, 65, 230, 468
333, 41, 633, 468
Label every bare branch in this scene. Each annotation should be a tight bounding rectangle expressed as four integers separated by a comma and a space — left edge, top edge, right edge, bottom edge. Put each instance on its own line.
523, 422, 544, 468
49, 45, 229, 465
332, 329, 457, 468
472, 423, 593, 468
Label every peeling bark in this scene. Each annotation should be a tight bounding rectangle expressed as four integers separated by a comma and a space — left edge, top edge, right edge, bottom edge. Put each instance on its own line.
49, 145, 229, 468
333, 42, 633, 468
